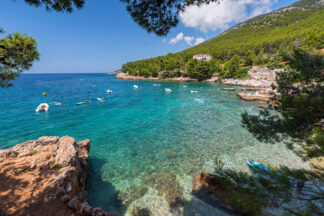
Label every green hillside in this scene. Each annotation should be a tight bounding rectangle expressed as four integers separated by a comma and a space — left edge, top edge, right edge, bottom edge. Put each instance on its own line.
122, 0, 324, 80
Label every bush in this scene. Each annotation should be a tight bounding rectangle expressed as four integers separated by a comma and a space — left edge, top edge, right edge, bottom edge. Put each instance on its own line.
234, 67, 250, 79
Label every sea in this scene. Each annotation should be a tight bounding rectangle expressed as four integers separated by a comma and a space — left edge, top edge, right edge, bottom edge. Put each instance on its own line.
0, 73, 309, 215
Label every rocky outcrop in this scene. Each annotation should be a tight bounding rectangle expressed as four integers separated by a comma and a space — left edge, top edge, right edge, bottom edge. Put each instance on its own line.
0, 136, 115, 216
116, 73, 197, 82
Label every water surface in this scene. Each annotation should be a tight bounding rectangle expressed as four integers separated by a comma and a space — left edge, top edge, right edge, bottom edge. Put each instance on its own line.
0, 74, 308, 215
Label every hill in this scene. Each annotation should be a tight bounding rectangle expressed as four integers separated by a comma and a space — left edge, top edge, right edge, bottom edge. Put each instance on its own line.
121, 0, 324, 80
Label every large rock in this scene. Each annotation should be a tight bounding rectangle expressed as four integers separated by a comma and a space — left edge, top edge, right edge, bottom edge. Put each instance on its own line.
0, 136, 111, 216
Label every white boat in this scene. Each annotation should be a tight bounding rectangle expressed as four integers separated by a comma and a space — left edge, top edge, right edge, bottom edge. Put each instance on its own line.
36, 103, 49, 112
153, 84, 161, 87
97, 98, 105, 101
191, 90, 198, 93
165, 88, 172, 92
106, 90, 113, 94
133, 85, 140, 89
183, 85, 187, 88
194, 99, 205, 103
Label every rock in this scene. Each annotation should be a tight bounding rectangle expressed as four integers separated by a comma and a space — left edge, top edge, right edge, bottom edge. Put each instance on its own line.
80, 202, 93, 216
132, 206, 151, 216
60, 194, 71, 203
0, 136, 113, 216
67, 198, 80, 210
65, 182, 72, 193
55, 136, 77, 167
56, 187, 66, 196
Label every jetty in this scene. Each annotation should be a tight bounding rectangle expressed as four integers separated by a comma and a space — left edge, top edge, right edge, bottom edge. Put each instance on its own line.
237, 92, 272, 103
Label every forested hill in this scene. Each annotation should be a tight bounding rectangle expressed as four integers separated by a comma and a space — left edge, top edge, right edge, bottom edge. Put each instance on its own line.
121, 0, 324, 80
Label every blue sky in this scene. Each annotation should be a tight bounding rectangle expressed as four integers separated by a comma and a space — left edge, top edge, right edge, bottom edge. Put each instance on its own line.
0, 0, 298, 73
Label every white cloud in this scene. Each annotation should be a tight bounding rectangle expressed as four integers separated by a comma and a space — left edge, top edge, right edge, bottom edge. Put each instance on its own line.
184, 36, 195, 45
180, 0, 277, 33
194, 37, 205, 46
169, 32, 184, 44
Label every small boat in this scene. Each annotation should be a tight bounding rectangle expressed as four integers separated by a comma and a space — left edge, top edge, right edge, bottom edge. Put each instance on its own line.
36, 103, 49, 112
190, 90, 198, 93
133, 85, 140, 89
247, 160, 270, 173
106, 90, 112, 94
194, 99, 205, 103
52, 102, 62, 106
183, 85, 187, 88
97, 98, 105, 101
153, 84, 161, 87
165, 88, 172, 92
76, 100, 90, 105
223, 88, 235, 91
42, 92, 47, 96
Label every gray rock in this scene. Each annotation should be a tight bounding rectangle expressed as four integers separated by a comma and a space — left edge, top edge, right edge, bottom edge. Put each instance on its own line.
60, 194, 71, 203
67, 198, 80, 210
65, 182, 72, 193
56, 187, 66, 196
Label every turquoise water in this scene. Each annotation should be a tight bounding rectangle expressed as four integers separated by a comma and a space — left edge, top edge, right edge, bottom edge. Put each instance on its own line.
0, 74, 308, 215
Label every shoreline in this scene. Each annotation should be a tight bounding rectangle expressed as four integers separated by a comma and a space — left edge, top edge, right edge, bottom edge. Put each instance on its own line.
0, 136, 114, 216
115, 73, 273, 89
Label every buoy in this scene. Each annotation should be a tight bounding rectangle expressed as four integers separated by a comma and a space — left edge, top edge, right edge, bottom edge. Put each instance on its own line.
42, 92, 47, 96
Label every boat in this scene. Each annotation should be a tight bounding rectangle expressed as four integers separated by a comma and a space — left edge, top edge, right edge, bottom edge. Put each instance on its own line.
223, 88, 235, 91
106, 90, 112, 94
247, 160, 270, 173
190, 90, 198, 93
52, 102, 62, 106
194, 99, 205, 103
153, 84, 161, 87
183, 85, 187, 88
165, 88, 172, 92
76, 100, 90, 105
97, 98, 105, 101
36, 103, 49, 112
133, 85, 140, 89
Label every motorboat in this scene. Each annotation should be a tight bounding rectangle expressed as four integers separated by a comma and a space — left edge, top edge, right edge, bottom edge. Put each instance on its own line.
36, 103, 49, 112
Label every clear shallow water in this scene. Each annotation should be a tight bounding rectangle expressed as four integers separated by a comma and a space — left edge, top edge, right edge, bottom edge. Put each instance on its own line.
0, 74, 309, 215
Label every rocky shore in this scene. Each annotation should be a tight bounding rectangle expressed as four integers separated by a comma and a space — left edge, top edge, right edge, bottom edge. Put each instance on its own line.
115, 66, 282, 89
0, 136, 114, 216
115, 73, 197, 82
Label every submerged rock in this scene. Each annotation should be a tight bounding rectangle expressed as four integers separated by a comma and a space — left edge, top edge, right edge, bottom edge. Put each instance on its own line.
132, 206, 152, 216
143, 171, 184, 208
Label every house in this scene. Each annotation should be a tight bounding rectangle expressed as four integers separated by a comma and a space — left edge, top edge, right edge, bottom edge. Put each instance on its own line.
193, 54, 212, 61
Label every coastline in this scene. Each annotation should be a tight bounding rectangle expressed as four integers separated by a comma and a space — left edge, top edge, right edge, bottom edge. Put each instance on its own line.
115, 72, 273, 89
0, 136, 114, 216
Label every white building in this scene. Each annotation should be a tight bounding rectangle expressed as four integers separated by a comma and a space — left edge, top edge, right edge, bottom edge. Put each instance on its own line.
193, 54, 212, 61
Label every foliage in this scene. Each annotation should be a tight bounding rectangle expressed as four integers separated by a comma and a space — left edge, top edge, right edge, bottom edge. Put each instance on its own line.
241, 48, 324, 155
187, 59, 214, 80
0, 32, 40, 88
213, 159, 324, 215
122, 1, 324, 80
23, 0, 84, 12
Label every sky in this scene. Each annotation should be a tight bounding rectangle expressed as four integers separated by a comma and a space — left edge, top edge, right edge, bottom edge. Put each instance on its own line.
0, 0, 298, 73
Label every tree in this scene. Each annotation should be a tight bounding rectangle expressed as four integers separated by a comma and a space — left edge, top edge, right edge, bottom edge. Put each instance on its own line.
241, 48, 324, 157
0, 32, 40, 88
187, 59, 212, 80
119, 0, 221, 36
23, 0, 84, 12
226, 54, 240, 77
